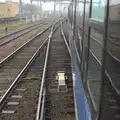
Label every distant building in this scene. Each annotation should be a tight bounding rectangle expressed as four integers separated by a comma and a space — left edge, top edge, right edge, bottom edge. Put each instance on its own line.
0, 1, 19, 18
109, 4, 120, 21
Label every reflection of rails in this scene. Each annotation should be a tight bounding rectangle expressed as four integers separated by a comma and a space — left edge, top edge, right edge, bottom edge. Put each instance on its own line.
78, 24, 120, 119
91, 30, 120, 63
0, 22, 47, 47
89, 49, 120, 120
109, 20, 120, 24
91, 29, 120, 47
89, 36, 120, 99
78, 24, 120, 63
108, 36, 120, 46
88, 50, 120, 120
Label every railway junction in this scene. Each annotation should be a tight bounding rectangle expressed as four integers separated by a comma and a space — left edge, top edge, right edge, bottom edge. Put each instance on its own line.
0, 0, 120, 120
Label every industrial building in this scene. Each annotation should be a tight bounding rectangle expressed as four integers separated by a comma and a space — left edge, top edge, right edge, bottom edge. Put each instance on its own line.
109, 3, 120, 20
0, 1, 19, 18
0, 0, 120, 120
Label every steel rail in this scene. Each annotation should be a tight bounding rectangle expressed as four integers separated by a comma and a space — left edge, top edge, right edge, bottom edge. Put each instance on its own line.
36, 35, 51, 120
0, 23, 48, 47
0, 37, 48, 111
40, 88, 46, 120
0, 25, 51, 68
0, 21, 46, 40
61, 21, 81, 66
35, 20, 62, 120
60, 22, 71, 57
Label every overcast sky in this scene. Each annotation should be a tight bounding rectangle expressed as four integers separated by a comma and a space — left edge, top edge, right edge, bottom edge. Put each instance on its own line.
0, 0, 120, 5
110, 0, 120, 5
0, 0, 30, 3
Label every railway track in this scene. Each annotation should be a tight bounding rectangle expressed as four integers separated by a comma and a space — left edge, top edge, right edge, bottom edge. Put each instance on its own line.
0, 42, 47, 120
0, 23, 51, 99
0, 19, 54, 119
0, 19, 74, 120
43, 22, 75, 120
0, 19, 49, 38
0, 22, 48, 47
0, 23, 52, 62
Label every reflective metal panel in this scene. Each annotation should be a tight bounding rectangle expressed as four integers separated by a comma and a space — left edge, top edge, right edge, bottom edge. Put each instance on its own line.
103, 1, 120, 119
85, 0, 106, 119
87, 28, 103, 115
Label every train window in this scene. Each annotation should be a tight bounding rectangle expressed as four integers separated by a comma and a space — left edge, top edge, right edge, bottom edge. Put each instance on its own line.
87, 28, 103, 113
91, 0, 105, 20
94, 0, 120, 119
106, 0, 120, 84
108, 1, 120, 38
105, 0, 120, 112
